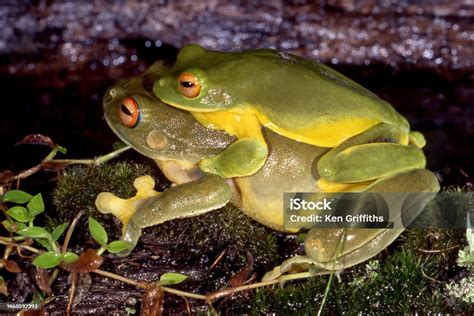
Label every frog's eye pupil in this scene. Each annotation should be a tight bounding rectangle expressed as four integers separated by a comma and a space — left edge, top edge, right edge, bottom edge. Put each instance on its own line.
180, 81, 194, 88
178, 73, 201, 98
119, 96, 140, 128
121, 104, 132, 116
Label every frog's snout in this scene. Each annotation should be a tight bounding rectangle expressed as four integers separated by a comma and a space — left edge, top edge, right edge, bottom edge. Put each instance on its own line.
147, 129, 168, 150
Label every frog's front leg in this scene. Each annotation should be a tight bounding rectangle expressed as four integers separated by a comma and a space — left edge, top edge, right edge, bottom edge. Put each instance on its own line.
317, 123, 426, 190
195, 112, 268, 178
95, 174, 232, 256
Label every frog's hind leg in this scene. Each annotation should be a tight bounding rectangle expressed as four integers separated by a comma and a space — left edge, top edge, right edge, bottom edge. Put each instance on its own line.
317, 123, 426, 191
264, 169, 439, 280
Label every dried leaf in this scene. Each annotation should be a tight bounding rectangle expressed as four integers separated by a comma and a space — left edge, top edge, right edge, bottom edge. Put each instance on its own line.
0, 170, 14, 186
35, 268, 51, 295
0, 277, 7, 296
140, 284, 164, 316
61, 249, 103, 273
5, 260, 22, 273
228, 252, 254, 288
16, 134, 55, 148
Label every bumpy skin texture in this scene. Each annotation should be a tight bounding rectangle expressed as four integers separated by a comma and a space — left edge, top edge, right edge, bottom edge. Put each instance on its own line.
97, 60, 439, 277
152, 44, 427, 184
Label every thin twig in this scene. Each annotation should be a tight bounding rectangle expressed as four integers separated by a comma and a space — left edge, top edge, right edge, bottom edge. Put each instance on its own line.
66, 272, 77, 316
62, 210, 84, 254
92, 269, 148, 289
0, 239, 40, 254
209, 249, 226, 270
417, 245, 460, 253
206, 270, 331, 302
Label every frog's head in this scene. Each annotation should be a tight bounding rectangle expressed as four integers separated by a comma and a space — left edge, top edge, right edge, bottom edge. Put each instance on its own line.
152, 44, 245, 112
103, 61, 235, 164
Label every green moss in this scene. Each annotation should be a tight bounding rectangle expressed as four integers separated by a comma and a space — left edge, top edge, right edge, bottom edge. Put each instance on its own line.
51, 161, 165, 236
248, 247, 468, 314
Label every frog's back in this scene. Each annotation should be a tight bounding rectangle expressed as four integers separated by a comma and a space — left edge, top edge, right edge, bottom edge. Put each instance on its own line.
220, 51, 410, 147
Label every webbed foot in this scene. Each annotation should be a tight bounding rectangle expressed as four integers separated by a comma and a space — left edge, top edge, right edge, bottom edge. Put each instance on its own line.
95, 175, 160, 256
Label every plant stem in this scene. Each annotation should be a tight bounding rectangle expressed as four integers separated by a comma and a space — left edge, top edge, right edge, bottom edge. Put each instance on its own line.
62, 210, 84, 254
206, 270, 331, 302
53, 146, 131, 166
0, 238, 40, 253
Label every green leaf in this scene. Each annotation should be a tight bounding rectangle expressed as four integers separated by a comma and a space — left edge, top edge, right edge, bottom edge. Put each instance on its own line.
34, 238, 53, 252
6, 206, 34, 222
32, 252, 62, 269
158, 272, 187, 286
2, 220, 27, 232
57, 146, 67, 154
3, 190, 32, 203
88, 217, 108, 246
51, 222, 69, 241
17, 227, 51, 239
62, 252, 79, 263
27, 193, 45, 217
107, 240, 131, 253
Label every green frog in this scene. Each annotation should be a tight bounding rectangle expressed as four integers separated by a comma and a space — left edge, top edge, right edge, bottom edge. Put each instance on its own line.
153, 44, 427, 192
96, 61, 439, 280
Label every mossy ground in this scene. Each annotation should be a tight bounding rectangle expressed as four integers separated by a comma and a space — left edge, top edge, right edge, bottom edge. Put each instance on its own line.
50, 161, 473, 314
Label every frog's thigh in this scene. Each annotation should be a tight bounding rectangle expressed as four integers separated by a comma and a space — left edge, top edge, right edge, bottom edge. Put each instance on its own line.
305, 169, 439, 270
318, 143, 426, 183
199, 138, 268, 178
121, 175, 231, 256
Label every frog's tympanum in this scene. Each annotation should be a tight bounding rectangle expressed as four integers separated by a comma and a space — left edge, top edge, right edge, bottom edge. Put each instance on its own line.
96, 56, 439, 281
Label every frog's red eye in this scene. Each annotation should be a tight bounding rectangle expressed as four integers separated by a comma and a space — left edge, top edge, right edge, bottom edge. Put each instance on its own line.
178, 73, 201, 98
119, 96, 140, 128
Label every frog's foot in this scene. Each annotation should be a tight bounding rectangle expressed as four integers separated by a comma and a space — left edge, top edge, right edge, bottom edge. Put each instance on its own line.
199, 138, 268, 178
262, 256, 323, 281
95, 175, 160, 255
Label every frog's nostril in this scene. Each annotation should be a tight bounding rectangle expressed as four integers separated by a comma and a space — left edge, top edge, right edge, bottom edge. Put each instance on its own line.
147, 129, 168, 150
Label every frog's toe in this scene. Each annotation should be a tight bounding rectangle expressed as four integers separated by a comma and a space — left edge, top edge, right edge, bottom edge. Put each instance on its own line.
95, 192, 137, 227
133, 175, 156, 196
199, 158, 219, 176
95, 175, 160, 227
262, 255, 317, 281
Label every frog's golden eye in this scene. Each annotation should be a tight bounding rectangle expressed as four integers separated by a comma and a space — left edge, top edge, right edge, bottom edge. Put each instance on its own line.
178, 73, 201, 98
119, 96, 140, 128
